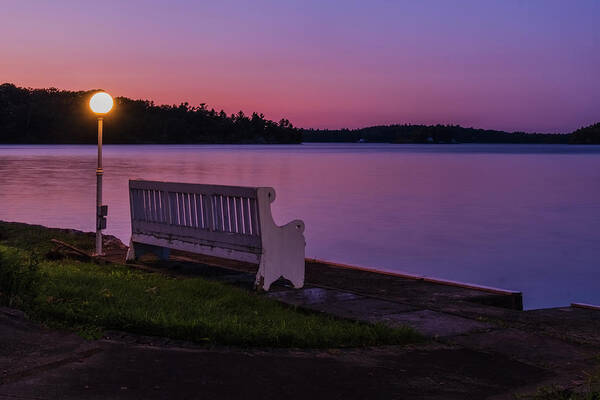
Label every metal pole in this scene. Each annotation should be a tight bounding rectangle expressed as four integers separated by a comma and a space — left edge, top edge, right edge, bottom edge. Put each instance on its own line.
96, 117, 103, 256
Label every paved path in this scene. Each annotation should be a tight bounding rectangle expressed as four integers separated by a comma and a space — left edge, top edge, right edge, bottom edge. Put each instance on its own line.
0, 308, 553, 400
2, 253, 599, 398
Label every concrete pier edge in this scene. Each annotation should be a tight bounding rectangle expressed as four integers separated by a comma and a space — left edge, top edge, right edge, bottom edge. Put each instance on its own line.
306, 257, 522, 296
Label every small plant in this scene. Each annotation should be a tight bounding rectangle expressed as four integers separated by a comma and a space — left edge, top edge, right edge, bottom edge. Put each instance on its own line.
0, 246, 42, 307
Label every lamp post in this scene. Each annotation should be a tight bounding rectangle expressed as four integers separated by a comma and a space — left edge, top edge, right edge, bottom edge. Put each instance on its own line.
89, 92, 114, 256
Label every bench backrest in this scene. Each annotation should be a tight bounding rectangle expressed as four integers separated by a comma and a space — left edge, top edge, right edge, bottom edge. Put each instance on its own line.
129, 180, 263, 253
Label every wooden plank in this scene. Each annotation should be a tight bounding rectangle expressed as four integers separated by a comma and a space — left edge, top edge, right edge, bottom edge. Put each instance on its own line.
189, 193, 197, 228
146, 190, 152, 222
160, 190, 168, 224
235, 197, 243, 234
214, 195, 223, 232
50, 239, 93, 259
169, 192, 178, 225
177, 192, 185, 226
228, 196, 236, 233
130, 189, 138, 220
135, 189, 145, 221
129, 187, 136, 222
131, 233, 261, 264
153, 190, 160, 222
149, 190, 157, 222
134, 221, 261, 250
178, 193, 185, 226
139, 190, 146, 221
242, 197, 251, 235
203, 194, 214, 231
196, 193, 205, 229
184, 193, 192, 227
141, 190, 149, 221
130, 180, 258, 198
222, 195, 230, 232
131, 190, 139, 221
249, 198, 260, 236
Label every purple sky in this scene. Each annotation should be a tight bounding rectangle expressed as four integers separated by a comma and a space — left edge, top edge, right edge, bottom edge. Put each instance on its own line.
1, 0, 599, 132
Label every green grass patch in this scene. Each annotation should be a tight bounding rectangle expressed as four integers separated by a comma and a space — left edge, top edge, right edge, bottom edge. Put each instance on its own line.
0, 221, 95, 255
0, 221, 422, 347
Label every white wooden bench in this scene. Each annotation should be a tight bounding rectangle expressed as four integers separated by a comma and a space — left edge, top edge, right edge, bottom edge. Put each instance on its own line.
125, 180, 306, 291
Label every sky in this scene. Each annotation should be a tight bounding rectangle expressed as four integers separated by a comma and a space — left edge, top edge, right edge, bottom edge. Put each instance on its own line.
1, 0, 599, 132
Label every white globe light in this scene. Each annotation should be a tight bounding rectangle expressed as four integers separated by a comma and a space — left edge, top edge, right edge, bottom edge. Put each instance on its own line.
89, 92, 114, 114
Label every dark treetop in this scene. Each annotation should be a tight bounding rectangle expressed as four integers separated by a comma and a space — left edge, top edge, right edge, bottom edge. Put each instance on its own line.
0, 84, 300, 144
1, 83, 598, 144
302, 124, 599, 144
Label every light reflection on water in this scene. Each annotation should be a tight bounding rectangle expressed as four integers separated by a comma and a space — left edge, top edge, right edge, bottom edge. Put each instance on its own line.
1, 143, 599, 309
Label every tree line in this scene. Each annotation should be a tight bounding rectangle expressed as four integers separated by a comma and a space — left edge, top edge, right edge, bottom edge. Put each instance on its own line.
1, 83, 597, 144
0, 83, 301, 144
301, 123, 599, 144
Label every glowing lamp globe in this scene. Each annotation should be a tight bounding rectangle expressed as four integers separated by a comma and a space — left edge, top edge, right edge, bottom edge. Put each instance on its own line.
89, 92, 113, 114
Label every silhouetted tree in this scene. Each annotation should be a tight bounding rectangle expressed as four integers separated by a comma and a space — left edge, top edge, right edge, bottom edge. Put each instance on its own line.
570, 123, 600, 144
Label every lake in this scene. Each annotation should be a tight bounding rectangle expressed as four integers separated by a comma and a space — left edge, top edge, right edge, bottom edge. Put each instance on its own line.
1, 143, 599, 309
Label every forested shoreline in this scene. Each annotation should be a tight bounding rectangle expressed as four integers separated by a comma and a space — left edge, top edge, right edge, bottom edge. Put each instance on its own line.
0, 84, 300, 144
1, 83, 598, 144
302, 124, 600, 144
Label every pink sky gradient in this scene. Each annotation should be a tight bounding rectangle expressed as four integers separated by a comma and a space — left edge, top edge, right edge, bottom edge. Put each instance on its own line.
1, 0, 598, 132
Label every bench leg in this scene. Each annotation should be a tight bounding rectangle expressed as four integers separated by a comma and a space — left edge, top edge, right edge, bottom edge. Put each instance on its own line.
126, 240, 170, 261
125, 240, 136, 261
255, 256, 304, 291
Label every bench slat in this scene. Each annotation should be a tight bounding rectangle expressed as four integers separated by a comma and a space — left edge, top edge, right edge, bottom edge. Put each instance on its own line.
130, 180, 257, 198
214, 195, 223, 232
136, 189, 146, 222
185, 193, 192, 227
189, 193, 197, 228
235, 197, 243, 234
168, 192, 176, 225
250, 198, 260, 237
131, 233, 261, 264
196, 193, 206, 229
242, 198, 251, 235
151, 190, 158, 222
228, 196, 236, 233
222, 195, 230, 232
202, 194, 212, 231
132, 221, 261, 251
160, 191, 168, 224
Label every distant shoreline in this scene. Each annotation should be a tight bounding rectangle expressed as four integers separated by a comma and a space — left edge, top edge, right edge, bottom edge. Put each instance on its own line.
2, 84, 599, 145
1, 141, 599, 146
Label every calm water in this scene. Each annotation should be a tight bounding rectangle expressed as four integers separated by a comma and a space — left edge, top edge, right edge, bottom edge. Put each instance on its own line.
1, 144, 599, 309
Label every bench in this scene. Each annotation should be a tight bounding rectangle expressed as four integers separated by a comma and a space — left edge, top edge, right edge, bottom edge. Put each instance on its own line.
125, 180, 306, 291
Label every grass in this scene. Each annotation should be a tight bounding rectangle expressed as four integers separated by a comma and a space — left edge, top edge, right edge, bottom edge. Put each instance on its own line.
0, 221, 422, 347
0, 221, 95, 254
